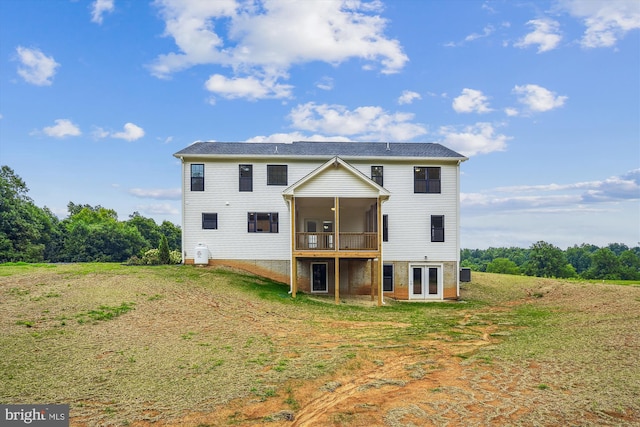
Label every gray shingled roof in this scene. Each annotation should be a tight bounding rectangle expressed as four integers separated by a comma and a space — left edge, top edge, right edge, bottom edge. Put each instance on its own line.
174, 141, 467, 160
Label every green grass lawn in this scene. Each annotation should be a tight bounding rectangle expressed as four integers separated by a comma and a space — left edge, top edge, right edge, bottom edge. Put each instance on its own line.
1, 264, 638, 426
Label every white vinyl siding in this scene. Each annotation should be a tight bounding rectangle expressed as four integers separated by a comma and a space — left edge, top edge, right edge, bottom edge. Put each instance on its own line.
294, 165, 379, 198
182, 161, 291, 260
372, 162, 459, 262
181, 158, 460, 264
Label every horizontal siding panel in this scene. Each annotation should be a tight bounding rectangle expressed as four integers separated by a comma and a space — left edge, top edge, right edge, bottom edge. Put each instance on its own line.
379, 163, 459, 262
295, 166, 378, 197
182, 159, 460, 263
183, 161, 291, 261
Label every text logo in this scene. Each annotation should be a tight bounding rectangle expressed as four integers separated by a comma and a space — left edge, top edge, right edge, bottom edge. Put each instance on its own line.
1, 405, 69, 426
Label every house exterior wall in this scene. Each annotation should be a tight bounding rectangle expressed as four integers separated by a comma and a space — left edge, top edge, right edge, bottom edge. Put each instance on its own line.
182, 159, 292, 261
179, 153, 463, 300
373, 161, 460, 262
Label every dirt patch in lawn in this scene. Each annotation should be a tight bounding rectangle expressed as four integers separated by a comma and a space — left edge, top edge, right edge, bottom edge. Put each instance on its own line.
1, 266, 638, 426
130, 279, 640, 426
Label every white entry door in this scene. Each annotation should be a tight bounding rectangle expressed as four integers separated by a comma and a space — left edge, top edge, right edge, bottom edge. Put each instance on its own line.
409, 265, 442, 299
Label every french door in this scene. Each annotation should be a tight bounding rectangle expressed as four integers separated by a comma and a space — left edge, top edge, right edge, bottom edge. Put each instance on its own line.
409, 265, 442, 299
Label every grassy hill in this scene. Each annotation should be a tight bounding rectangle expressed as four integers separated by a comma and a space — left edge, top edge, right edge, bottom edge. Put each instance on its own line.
1, 263, 638, 426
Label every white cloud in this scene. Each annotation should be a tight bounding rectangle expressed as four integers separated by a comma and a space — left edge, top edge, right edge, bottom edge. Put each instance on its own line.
504, 107, 519, 117
129, 188, 181, 200
204, 73, 293, 100
512, 84, 567, 113
573, 169, 639, 203
438, 122, 509, 156
245, 132, 351, 143
91, 127, 110, 139
465, 169, 639, 211
136, 203, 180, 216
150, 0, 407, 99
111, 123, 145, 141
559, 0, 640, 48
452, 88, 492, 114
397, 90, 421, 105
41, 119, 81, 138
90, 0, 114, 24
15, 46, 60, 86
464, 25, 495, 42
288, 102, 427, 141
445, 24, 495, 47
514, 18, 562, 53
315, 76, 334, 91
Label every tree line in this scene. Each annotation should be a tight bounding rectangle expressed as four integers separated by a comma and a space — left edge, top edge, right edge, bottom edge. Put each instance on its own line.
3, 165, 639, 279
461, 241, 640, 280
1, 166, 181, 264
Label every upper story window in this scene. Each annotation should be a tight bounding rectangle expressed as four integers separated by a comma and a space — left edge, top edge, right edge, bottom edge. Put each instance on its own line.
431, 215, 445, 242
239, 164, 253, 192
371, 166, 383, 186
202, 213, 218, 229
414, 167, 441, 193
248, 212, 279, 233
267, 165, 288, 186
191, 164, 204, 191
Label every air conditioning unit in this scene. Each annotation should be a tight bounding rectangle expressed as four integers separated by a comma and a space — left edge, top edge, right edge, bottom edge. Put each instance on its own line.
194, 243, 209, 265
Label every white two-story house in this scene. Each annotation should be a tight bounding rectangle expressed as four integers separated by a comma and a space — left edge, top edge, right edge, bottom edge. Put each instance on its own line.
174, 141, 467, 305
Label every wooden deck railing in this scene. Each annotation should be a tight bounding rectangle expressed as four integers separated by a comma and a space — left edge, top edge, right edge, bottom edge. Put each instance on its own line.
295, 232, 378, 251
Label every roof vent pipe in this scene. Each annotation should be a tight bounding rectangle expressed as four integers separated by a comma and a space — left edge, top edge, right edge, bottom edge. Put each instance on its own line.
275, 145, 278, 154
386, 142, 390, 151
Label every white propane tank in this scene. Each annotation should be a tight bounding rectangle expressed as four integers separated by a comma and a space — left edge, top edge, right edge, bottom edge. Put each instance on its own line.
194, 243, 209, 265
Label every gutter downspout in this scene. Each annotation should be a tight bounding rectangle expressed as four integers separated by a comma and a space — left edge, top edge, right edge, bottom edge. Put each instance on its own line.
287, 198, 293, 294
179, 156, 186, 264
456, 159, 462, 299
381, 198, 386, 305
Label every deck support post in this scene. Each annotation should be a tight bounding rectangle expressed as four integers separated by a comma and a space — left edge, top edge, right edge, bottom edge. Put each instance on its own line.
290, 197, 297, 299
334, 256, 340, 305
370, 260, 375, 301
377, 199, 383, 307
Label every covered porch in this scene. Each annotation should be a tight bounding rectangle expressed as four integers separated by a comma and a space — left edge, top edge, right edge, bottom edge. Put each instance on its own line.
288, 195, 385, 306
281, 156, 390, 306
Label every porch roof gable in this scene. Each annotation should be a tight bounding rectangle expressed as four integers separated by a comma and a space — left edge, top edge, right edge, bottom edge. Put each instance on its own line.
282, 156, 390, 201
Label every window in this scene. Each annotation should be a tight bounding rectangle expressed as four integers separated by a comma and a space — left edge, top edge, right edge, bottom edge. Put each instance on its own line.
267, 165, 288, 185
431, 215, 444, 242
414, 167, 441, 193
202, 213, 218, 229
382, 215, 389, 242
239, 164, 253, 192
383, 264, 394, 292
191, 164, 204, 191
371, 166, 383, 186
248, 212, 279, 233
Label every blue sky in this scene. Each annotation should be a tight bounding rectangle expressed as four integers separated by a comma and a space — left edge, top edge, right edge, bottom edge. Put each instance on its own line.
0, 0, 638, 249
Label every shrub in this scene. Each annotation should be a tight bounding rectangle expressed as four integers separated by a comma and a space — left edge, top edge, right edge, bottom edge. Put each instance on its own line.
127, 249, 182, 265
142, 249, 161, 265
158, 235, 171, 264
170, 250, 182, 264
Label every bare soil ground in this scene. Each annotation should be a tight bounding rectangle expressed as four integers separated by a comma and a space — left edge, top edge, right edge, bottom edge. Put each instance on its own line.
1, 264, 638, 427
